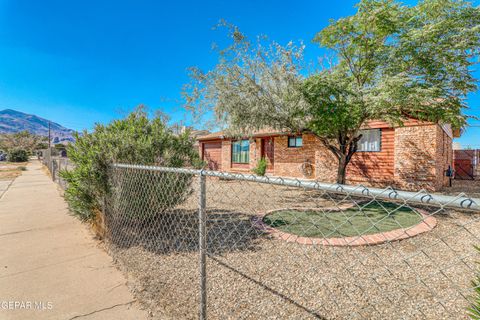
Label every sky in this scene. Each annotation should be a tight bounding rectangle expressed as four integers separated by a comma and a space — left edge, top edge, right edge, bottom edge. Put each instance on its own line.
0, 0, 479, 147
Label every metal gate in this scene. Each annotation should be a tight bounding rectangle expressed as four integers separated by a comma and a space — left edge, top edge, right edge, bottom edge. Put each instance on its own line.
454, 149, 479, 180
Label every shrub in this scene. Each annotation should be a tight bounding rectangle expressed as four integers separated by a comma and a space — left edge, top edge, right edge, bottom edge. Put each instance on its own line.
469, 246, 480, 319
60, 108, 202, 221
35, 142, 49, 150
17, 166, 27, 171
252, 158, 267, 176
7, 149, 29, 162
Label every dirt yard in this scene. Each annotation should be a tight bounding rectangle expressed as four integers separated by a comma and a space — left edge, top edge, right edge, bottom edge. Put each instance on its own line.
105, 173, 480, 320
0, 162, 27, 180
443, 179, 480, 198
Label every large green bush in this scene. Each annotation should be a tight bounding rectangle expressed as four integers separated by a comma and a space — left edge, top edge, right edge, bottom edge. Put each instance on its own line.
7, 149, 29, 162
60, 109, 202, 221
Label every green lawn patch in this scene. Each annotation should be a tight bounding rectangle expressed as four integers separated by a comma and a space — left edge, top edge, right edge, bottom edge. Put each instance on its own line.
263, 201, 424, 238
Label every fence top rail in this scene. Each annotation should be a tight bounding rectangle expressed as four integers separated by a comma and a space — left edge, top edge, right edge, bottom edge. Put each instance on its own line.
112, 163, 480, 212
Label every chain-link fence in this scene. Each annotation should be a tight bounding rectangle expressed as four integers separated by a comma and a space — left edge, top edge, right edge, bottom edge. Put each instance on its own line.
40, 148, 72, 189
103, 163, 480, 319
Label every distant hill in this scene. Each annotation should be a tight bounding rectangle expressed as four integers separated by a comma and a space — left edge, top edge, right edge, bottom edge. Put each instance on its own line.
0, 109, 75, 144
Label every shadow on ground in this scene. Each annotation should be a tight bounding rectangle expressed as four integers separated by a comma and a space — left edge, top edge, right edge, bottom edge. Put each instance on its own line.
105, 208, 264, 255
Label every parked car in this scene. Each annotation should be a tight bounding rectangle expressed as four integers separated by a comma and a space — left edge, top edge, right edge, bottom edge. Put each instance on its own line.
0, 152, 7, 161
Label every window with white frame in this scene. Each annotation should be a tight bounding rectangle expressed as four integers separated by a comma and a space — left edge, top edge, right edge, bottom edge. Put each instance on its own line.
357, 129, 381, 152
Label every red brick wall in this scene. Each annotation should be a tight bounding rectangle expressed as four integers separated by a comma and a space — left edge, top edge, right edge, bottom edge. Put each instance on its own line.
199, 123, 452, 191
272, 131, 396, 184
394, 124, 439, 191
221, 140, 231, 170
347, 128, 395, 185
274, 134, 318, 179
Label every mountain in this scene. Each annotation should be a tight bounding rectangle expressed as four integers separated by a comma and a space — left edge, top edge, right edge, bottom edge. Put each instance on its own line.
0, 109, 75, 144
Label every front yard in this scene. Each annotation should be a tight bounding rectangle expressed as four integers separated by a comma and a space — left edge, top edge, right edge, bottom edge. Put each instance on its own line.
0, 162, 27, 181
105, 176, 480, 320
445, 179, 480, 198
262, 201, 424, 238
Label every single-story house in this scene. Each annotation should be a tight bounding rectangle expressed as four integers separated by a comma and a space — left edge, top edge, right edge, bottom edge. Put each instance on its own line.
197, 120, 458, 191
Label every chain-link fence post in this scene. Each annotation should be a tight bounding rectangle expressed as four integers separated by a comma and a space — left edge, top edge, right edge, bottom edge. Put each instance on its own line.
51, 159, 56, 181
106, 163, 480, 319
199, 171, 207, 320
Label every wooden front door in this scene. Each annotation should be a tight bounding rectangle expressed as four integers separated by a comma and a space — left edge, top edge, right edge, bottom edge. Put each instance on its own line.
261, 138, 274, 171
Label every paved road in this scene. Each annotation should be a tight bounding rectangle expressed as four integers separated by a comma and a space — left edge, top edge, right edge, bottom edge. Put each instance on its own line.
0, 161, 147, 320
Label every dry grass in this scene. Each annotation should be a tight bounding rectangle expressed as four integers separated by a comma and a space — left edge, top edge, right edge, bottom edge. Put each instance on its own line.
105, 176, 480, 320
0, 162, 27, 180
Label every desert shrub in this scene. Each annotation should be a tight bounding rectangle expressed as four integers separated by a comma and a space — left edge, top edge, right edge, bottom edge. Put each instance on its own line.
35, 142, 49, 150
7, 149, 29, 162
252, 158, 267, 176
0, 131, 45, 153
60, 108, 202, 221
469, 246, 480, 319
111, 168, 193, 221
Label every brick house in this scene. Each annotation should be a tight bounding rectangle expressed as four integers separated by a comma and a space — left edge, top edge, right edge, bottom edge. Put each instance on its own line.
197, 120, 457, 191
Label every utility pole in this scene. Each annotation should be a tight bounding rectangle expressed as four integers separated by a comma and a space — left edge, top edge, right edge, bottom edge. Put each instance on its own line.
48, 121, 51, 149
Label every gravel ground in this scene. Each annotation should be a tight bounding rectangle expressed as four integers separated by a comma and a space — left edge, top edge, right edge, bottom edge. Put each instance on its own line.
106, 175, 480, 320
442, 179, 480, 198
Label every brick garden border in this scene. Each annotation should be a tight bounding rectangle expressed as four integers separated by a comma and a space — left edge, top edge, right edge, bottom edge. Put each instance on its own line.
251, 204, 437, 247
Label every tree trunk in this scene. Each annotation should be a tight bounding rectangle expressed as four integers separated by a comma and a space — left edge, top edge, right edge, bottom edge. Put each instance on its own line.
337, 155, 348, 185
318, 133, 361, 185
335, 136, 361, 185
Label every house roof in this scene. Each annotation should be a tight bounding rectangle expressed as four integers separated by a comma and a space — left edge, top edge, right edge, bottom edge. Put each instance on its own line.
197, 128, 287, 141
196, 131, 225, 141
196, 119, 460, 141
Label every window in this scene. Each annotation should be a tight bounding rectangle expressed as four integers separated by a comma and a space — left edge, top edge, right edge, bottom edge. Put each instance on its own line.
232, 140, 250, 163
357, 129, 381, 152
288, 136, 303, 148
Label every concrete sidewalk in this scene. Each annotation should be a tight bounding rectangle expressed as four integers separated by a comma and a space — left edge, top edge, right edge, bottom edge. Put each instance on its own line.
0, 161, 147, 320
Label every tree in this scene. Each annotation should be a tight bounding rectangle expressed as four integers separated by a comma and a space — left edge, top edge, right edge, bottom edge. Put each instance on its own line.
184, 1, 480, 184
7, 149, 29, 162
35, 142, 49, 150
305, 0, 479, 183
60, 107, 202, 221
183, 21, 307, 134
0, 131, 47, 154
